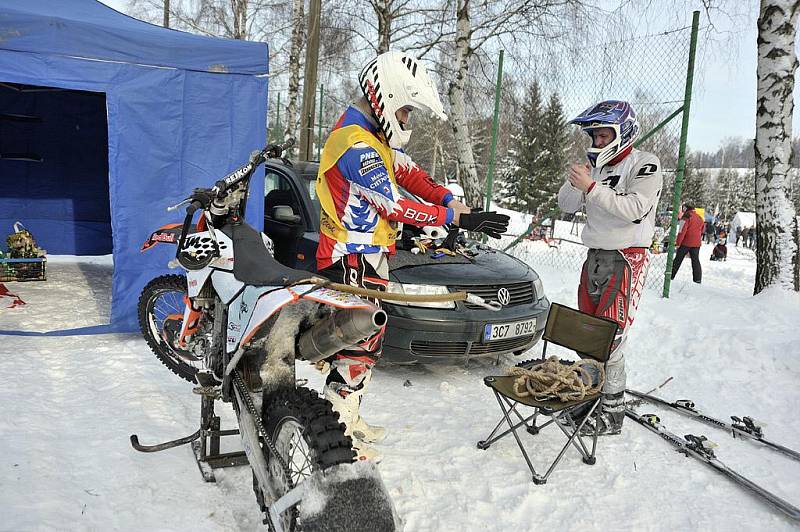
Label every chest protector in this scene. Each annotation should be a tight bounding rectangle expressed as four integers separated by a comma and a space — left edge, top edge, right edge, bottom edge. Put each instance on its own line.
316, 125, 399, 247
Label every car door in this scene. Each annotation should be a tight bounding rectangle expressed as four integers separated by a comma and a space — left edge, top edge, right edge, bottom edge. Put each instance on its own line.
263, 168, 307, 267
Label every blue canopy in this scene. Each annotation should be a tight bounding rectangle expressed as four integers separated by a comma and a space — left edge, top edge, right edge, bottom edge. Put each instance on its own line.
0, 0, 268, 332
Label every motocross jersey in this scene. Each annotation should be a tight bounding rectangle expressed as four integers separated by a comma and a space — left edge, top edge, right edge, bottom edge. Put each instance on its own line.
558, 148, 663, 250
316, 106, 454, 270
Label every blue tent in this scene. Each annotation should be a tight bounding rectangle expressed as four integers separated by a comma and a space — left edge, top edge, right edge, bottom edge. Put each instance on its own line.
0, 0, 268, 333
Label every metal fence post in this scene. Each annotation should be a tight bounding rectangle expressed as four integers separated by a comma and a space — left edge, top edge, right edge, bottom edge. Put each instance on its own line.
317, 84, 324, 161
484, 49, 504, 213
662, 10, 700, 298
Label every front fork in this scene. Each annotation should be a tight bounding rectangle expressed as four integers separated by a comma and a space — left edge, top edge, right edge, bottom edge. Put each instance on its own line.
178, 295, 203, 348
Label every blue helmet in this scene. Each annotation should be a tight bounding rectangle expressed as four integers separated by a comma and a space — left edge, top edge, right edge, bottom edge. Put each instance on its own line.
570, 100, 640, 168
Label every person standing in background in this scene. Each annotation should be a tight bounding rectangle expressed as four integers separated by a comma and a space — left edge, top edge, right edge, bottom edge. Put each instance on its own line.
671, 203, 703, 284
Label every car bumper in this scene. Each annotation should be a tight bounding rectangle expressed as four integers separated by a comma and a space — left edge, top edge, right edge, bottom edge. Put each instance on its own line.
379, 296, 550, 364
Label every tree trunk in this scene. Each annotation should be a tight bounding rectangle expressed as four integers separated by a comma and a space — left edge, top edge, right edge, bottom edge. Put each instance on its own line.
284, 0, 304, 149
448, 0, 481, 208
754, 0, 800, 293
231, 0, 247, 39
376, 0, 392, 53
163, 0, 170, 28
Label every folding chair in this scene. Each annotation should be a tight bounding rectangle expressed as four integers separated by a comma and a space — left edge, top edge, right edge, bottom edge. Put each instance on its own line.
477, 303, 619, 485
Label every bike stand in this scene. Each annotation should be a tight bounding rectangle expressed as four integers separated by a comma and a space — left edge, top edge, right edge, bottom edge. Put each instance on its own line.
130, 391, 249, 483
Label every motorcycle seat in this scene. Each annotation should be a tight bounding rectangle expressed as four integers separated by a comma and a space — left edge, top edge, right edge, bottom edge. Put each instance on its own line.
224, 223, 311, 286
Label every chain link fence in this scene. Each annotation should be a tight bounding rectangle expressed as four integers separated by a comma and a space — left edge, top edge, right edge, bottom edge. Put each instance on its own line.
265, 15, 699, 293
491, 20, 699, 293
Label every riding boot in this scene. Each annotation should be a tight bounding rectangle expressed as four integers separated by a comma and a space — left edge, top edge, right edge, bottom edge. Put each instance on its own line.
324, 379, 387, 444
580, 391, 625, 436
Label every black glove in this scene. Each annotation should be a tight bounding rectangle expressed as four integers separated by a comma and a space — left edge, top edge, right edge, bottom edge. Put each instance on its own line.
457, 210, 510, 239
190, 188, 216, 209
440, 226, 460, 251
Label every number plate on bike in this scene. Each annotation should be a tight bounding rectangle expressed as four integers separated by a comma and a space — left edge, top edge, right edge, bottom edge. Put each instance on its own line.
483, 319, 536, 342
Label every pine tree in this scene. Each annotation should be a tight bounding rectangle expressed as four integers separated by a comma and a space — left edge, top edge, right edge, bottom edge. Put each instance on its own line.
501, 81, 543, 213
530, 93, 569, 216
680, 165, 708, 207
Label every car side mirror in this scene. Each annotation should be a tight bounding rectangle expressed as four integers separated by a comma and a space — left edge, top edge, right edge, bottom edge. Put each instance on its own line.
274, 205, 301, 224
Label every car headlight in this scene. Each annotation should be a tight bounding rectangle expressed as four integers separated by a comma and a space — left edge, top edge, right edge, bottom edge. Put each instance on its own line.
533, 277, 545, 300
386, 282, 456, 309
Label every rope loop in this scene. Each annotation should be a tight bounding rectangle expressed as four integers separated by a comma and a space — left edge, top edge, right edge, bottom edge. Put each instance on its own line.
508, 356, 605, 402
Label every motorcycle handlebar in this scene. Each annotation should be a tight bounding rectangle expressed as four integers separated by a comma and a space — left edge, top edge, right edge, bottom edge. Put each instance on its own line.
166, 138, 297, 214
212, 138, 296, 197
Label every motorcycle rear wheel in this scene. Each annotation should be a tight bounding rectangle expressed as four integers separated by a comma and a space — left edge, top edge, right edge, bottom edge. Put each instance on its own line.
259, 387, 356, 531
138, 274, 203, 383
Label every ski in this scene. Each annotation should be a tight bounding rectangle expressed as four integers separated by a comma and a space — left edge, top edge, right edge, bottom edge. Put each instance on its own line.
626, 388, 800, 462
625, 410, 800, 521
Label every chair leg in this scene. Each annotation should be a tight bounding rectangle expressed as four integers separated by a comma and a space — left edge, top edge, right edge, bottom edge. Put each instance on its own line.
551, 399, 600, 460
585, 406, 601, 465
477, 393, 539, 450
478, 391, 541, 480
538, 399, 602, 482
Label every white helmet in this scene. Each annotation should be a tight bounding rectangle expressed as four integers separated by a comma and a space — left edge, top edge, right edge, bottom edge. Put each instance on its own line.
358, 51, 447, 149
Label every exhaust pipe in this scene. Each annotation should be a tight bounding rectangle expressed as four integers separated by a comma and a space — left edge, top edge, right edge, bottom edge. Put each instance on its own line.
297, 306, 388, 363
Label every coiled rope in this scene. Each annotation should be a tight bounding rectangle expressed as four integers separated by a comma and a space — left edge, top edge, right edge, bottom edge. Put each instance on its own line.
508, 356, 605, 402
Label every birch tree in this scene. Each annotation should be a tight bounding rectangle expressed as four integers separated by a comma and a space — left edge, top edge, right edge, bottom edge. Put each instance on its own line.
284, 0, 304, 145
445, 0, 589, 208
754, 0, 800, 293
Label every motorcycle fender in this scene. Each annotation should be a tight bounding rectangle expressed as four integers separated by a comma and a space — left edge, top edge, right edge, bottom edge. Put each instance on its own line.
187, 268, 213, 298
212, 270, 245, 305
140, 223, 182, 252
298, 285, 374, 309
226, 285, 294, 354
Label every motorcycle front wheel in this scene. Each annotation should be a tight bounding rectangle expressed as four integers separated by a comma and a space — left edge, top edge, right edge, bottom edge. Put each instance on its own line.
258, 387, 356, 531
138, 274, 203, 383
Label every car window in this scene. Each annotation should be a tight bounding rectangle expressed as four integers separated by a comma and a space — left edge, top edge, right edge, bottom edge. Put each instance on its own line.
265, 171, 294, 197
305, 177, 321, 218
265, 170, 305, 227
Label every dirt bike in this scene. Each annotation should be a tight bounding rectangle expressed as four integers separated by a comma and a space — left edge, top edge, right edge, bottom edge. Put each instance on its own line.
129, 140, 398, 532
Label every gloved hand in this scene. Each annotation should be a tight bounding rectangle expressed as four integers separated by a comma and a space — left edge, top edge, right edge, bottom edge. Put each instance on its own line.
440, 226, 460, 251
456, 209, 510, 239
190, 188, 216, 209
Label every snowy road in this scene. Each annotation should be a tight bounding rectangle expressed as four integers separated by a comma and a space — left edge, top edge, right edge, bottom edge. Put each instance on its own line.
1, 244, 799, 531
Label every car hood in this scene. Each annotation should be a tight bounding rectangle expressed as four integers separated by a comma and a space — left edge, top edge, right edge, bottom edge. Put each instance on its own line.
388, 247, 535, 285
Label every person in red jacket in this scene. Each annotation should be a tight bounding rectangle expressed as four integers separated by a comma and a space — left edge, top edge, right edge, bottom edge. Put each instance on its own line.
671, 203, 703, 283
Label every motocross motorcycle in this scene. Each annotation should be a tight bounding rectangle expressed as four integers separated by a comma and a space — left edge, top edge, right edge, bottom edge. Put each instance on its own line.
130, 140, 399, 532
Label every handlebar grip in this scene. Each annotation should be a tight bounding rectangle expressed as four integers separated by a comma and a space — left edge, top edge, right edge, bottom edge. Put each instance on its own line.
186, 200, 203, 215
265, 138, 296, 159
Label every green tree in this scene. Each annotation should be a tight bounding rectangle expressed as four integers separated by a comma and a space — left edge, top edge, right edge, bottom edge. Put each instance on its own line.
530, 92, 569, 215
680, 165, 708, 208
497, 80, 543, 212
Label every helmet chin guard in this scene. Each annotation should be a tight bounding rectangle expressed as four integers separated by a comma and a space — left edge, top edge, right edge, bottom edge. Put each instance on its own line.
359, 51, 447, 149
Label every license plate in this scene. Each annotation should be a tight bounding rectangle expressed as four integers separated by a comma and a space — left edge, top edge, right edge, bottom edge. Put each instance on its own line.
483, 318, 537, 342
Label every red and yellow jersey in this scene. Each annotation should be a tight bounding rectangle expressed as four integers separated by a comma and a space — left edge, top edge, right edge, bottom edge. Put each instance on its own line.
316, 106, 453, 270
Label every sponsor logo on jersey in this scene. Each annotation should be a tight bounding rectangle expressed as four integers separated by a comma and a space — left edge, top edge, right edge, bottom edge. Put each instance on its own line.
402, 207, 438, 223
360, 161, 384, 176
369, 174, 389, 189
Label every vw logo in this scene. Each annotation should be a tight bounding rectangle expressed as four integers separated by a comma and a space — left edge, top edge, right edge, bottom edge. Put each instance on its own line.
496, 287, 511, 306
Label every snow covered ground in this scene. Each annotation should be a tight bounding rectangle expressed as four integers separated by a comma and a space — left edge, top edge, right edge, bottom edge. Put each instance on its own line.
1, 242, 799, 531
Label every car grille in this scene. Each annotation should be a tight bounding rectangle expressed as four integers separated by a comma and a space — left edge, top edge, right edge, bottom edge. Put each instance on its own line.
468, 335, 536, 355
409, 340, 469, 356
409, 334, 537, 357
451, 282, 535, 309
